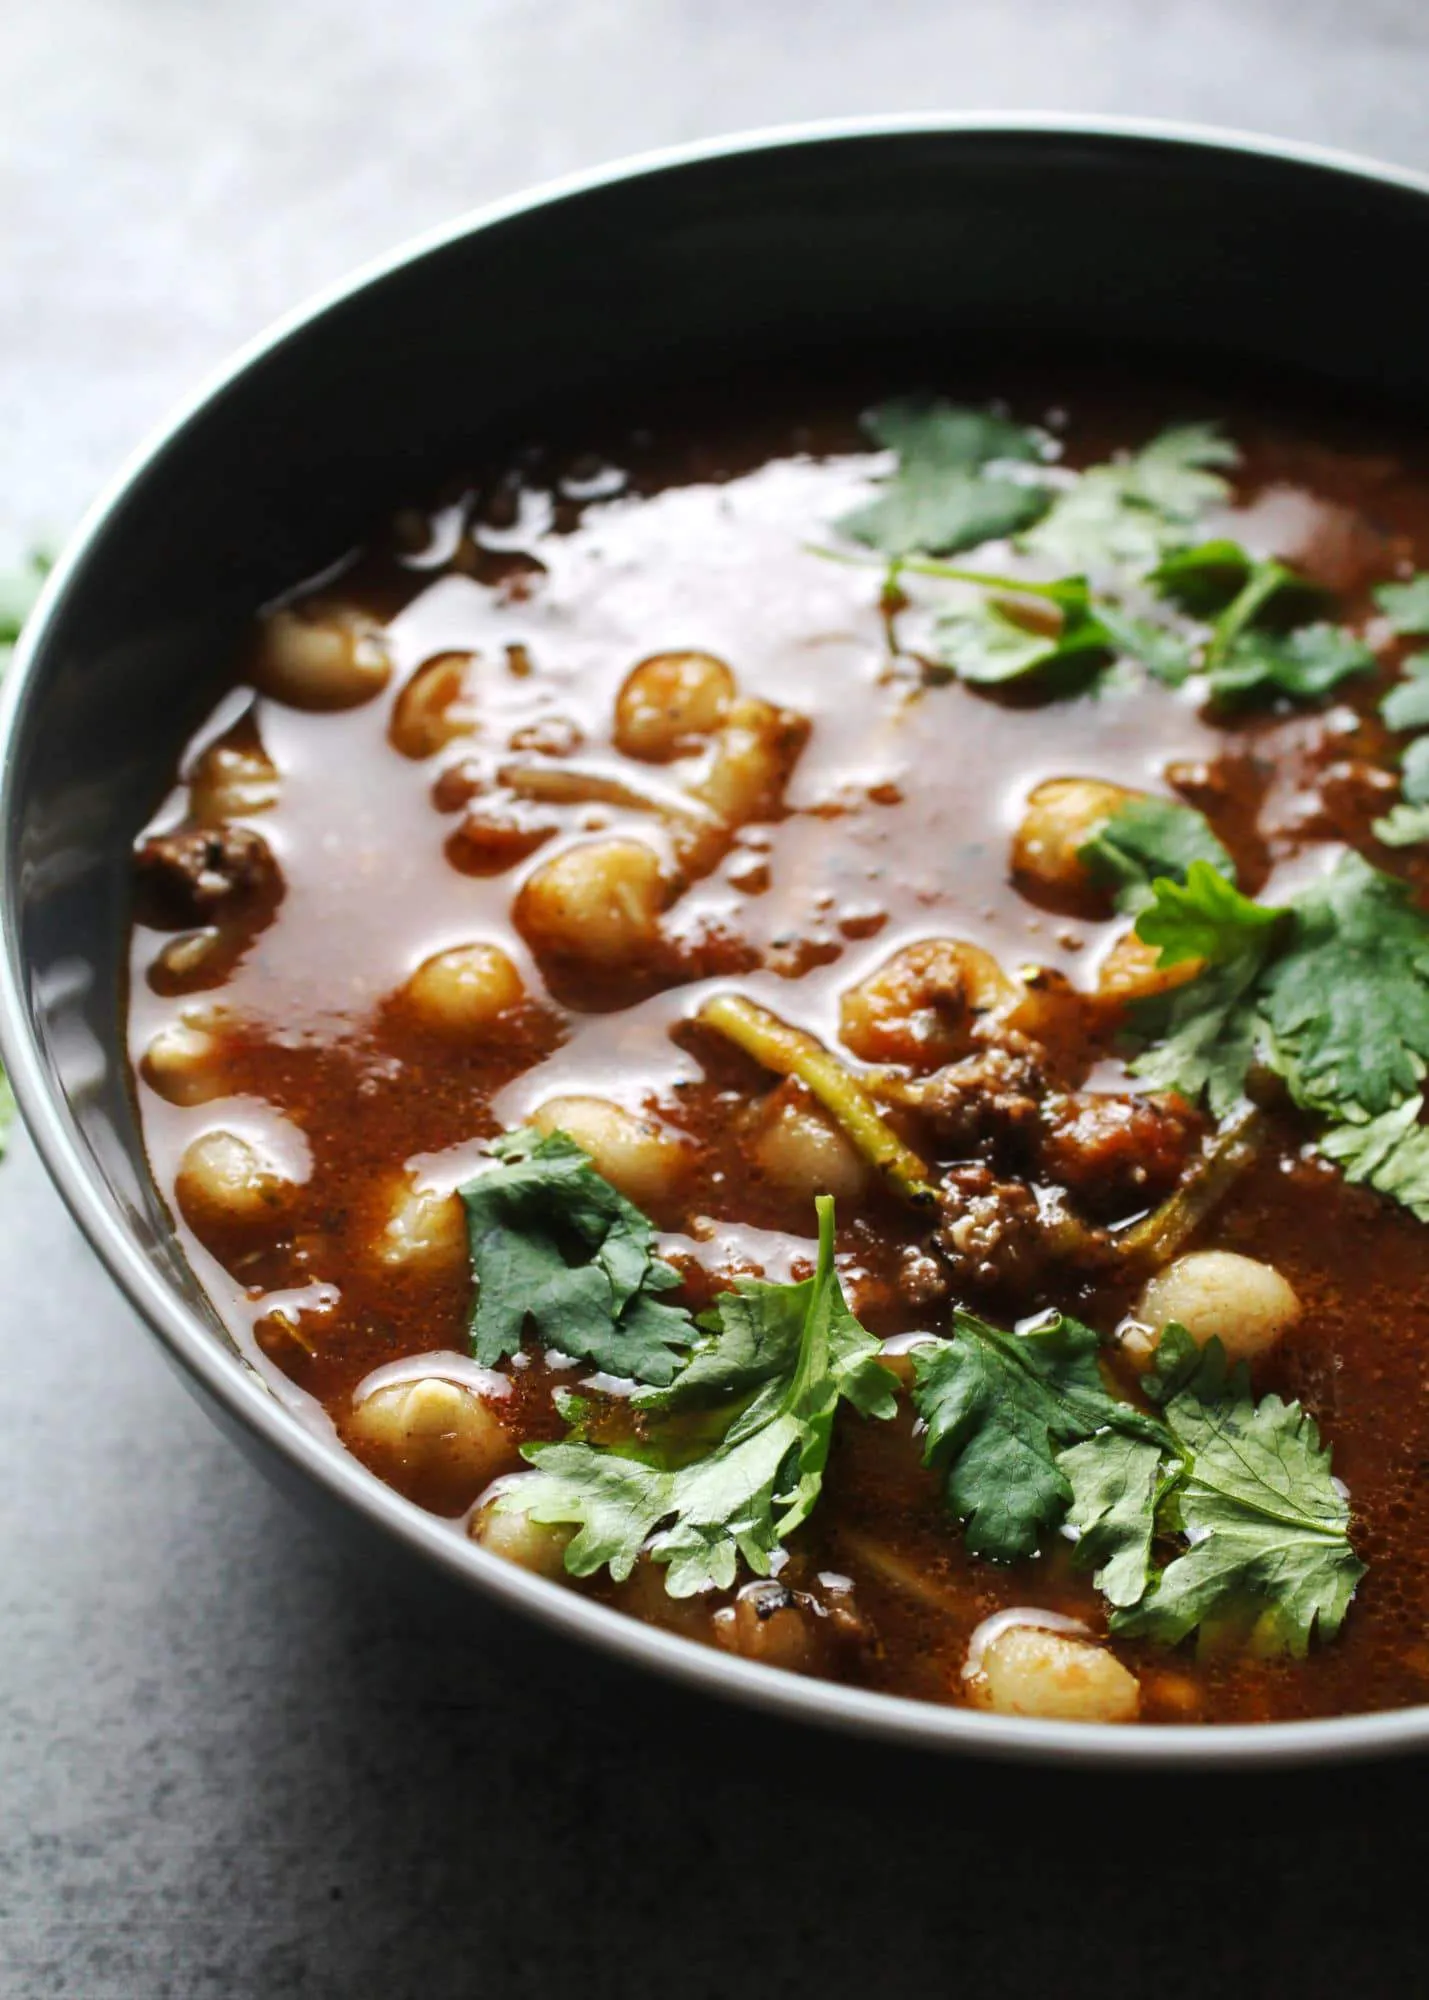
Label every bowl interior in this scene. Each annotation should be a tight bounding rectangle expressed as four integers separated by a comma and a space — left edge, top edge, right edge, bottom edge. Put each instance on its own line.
11, 120, 1429, 1762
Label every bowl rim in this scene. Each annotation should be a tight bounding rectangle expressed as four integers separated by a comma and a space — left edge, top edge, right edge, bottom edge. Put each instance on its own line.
9, 110, 1429, 1768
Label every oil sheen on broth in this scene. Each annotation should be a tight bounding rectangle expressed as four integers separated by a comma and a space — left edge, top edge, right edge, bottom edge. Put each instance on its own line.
126, 375, 1429, 1727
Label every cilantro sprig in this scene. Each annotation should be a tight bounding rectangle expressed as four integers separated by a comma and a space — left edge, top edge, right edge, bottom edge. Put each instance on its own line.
1082, 793, 1429, 1214
1376, 572, 1429, 637
1372, 580, 1429, 847
837, 400, 1052, 559
1109, 1329, 1364, 1655
1153, 540, 1372, 706
830, 409, 1378, 710
494, 1195, 897, 1596
1022, 422, 1237, 574
1120, 839, 1429, 1214
910, 1315, 1362, 1655
927, 569, 1190, 691
1078, 794, 1236, 915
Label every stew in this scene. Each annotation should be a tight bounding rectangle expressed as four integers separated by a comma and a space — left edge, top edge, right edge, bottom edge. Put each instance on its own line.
126, 367, 1429, 1725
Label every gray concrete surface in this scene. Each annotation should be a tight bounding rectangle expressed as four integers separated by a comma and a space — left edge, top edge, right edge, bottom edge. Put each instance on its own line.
5, 3, 1429, 1994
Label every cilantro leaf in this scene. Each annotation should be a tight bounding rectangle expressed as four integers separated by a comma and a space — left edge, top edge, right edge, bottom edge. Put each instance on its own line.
1259, 852, 1429, 1115
1024, 424, 1236, 574
1151, 536, 1262, 615
1208, 622, 1375, 707
1060, 1430, 1166, 1609
1092, 602, 1197, 686
460, 1127, 694, 1383
1126, 850, 1429, 1184
1375, 573, 1429, 635
838, 400, 1050, 558
1377, 659, 1429, 822
1373, 801, 1429, 848
1134, 860, 1284, 968
1402, 736, 1429, 806
632, 1275, 806, 1414
933, 577, 1106, 687
499, 1196, 896, 1595
1153, 542, 1369, 709
1112, 1334, 1364, 1657
1079, 795, 1235, 915
1126, 951, 1268, 1119
1319, 1095, 1429, 1223
910, 1309, 1165, 1563
931, 577, 1193, 692
913, 1312, 1364, 1656
1379, 656, 1429, 734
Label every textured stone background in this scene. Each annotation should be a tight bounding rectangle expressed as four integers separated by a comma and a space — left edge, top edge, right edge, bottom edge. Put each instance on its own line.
4, 4, 1429, 1993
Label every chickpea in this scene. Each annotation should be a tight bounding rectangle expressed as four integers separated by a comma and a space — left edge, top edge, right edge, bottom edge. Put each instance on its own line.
693, 698, 804, 827
968, 1621, 1141, 1723
515, 838, 667, 966
1012, 777, 1140, 901
402, 943, 525, 1037
614, 1556, 714, 1639
150, 928, 222, 988
371, 1178, 467, 1277
1096, 931, 1202, 1013
1001, 965, 1089, 1058
189, 735, 278, 822
530, 1095, 690, 1208
839, 938, 1016, 1068
175, 1129, 301, 1229
711, 1580, 825, 1675
255, 603, 392, 710
749, 1085, 870, 1203
141, 1007, 229, 1106
614, 651, 735, 762
350, 1376, 509, 1484
389, 651, 479, 759
469, 1485, 575, 1579
1124, 1250, 1301, 1367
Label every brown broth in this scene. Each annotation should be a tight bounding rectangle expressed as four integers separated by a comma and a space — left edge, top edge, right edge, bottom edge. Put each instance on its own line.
126, 372, 1429, 1724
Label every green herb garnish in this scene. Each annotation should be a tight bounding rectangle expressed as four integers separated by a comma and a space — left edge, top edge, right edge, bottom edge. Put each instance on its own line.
911, 1315, 1363, 1655
1135, 861, 1283, 968
931, 574, 1192, 690
1125, 850, 1429, 1209
1375, 649, 1429, 843
1110, 1329, 1364, 1656
1208, 623, 1375, 706
832, 418, 1374, 709
1022, 423, 1237, 574
1154, 541, 1373, 707
910, 1309, 1166, 1564
838, 400, 1050, 559
1374, 801, 1429, 848
496, 1196, 897, 1595
1078, 794, 1236, 915
1375, 572, 1429, 636
460, 1127, 695, 1384
1379, 657, 1429, 734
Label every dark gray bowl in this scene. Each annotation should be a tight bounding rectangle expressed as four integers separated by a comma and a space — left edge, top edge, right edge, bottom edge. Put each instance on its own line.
7, 115, 1429, 1766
